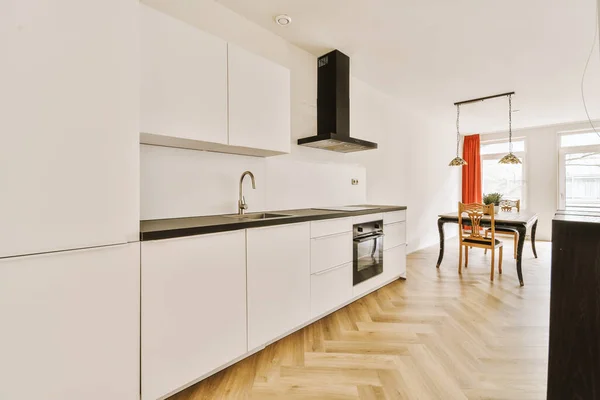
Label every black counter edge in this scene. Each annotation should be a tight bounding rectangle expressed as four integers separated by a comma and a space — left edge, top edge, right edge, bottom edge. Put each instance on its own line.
140, 206, 407, 241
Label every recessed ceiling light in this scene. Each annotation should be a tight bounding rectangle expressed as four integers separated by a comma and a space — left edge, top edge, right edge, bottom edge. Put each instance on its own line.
274, 14, 292, 26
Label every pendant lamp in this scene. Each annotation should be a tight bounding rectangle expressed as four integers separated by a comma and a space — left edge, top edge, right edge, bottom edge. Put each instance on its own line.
498, 94, 522, 164
449, 104, 467, 166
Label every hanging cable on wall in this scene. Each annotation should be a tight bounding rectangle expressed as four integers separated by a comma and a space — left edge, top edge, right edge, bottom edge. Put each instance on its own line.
581, 0, 600, 138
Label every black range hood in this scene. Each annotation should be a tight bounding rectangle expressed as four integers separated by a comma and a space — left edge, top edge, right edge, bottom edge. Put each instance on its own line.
297, 50, 378, 153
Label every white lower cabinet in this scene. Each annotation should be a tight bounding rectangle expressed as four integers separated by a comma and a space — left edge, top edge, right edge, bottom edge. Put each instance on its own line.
383, 221, 407, 250
0, 243, 140, 400
141, 231, 247, 400
311, 263, 353, 318
310, 217, 352, 238
383, 210, 406, 225
246, 223, 310, 350
384, 245, 407, 280
310, 232, 352, 274
137, 213, 406, 399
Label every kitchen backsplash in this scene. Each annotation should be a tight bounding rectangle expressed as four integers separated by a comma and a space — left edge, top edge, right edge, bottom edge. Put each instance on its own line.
140, 144, 367, 220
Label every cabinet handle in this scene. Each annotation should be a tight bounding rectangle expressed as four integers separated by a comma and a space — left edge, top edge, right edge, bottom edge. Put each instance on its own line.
314, 262, 350, 276
353, 232, 384, 243
384, 221, 405, 228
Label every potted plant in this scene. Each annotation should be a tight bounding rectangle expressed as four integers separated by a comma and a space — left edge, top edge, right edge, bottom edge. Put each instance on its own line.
483, 192, 503, 214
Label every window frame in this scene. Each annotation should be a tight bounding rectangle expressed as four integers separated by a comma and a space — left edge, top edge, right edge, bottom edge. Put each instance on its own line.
480, 137, 527, 208
558, 130, 600, 210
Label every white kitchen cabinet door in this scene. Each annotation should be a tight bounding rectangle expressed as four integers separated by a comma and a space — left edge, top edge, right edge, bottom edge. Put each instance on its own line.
140, 4, 227, 144
310, 217, 352, 238
383, 221, 407, 250
228, 44, 291, 154
311, 263, 352, 318
310, 232, 352, 274
383, 210, 406, 225
0, 0, 139, 258
353, 213, 384, 225
247, 223, 310, 350
384, 245, 407, 280
0, 243, 140, 400
142, 231, 247, 400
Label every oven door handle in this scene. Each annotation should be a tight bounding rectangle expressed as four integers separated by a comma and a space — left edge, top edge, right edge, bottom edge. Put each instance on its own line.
353, 232, 384, 243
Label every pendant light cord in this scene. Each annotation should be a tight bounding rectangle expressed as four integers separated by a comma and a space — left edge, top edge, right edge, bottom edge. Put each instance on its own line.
456, 104, 461, 156
508, 94, 513, 153
581, 1, 599, 138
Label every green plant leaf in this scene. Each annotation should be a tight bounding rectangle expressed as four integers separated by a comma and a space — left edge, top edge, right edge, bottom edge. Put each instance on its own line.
482, 192, 503, 206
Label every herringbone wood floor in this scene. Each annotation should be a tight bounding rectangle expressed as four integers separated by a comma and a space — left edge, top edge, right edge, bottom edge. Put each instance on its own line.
171, 240, 551, 400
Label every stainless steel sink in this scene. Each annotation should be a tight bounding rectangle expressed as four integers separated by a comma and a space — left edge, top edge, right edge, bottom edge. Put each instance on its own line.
225, 212, 292, 220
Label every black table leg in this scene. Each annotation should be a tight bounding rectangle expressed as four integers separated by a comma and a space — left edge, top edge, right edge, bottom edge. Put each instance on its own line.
436, 218, 445, 268
516, 225, 526, 286
531, 219, 538, 258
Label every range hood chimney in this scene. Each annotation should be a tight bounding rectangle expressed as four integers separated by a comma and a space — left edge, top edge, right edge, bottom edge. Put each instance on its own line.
297, 50, 378, 153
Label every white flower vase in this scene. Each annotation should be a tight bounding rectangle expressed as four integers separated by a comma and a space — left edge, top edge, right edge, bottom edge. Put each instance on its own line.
494, 205, 500, 214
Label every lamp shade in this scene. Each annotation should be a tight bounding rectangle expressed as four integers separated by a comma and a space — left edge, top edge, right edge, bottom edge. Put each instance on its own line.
449, 156, 468, 166
498, 153, 522, 165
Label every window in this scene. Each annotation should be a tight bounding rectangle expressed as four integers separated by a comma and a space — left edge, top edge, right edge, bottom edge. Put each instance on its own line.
559, 131, 600, 210
481, 139, 526, 205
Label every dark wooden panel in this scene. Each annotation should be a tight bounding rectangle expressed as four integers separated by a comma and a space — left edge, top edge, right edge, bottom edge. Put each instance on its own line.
548, 217, 600, 399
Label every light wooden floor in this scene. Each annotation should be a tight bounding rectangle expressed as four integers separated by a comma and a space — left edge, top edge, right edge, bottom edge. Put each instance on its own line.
171, 239, 551, 400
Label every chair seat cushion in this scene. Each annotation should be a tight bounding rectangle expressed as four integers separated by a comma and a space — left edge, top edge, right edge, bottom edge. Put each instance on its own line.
463, 237, 503, 247
495, 227, 518, 233
484, 227, 518, 234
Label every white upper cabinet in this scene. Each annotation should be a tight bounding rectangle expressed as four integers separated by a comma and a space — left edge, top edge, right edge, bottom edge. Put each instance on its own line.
246, 223, 310, 350
0, 0, 139, 257
138, 8, 291, 157
141, 231, 247, 400
0, 243, 140, 400
140, 4, 228, 144
228, 44, 291, 154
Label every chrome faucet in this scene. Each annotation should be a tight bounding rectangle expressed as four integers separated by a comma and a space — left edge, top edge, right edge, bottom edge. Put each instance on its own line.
238, 171, 256, 215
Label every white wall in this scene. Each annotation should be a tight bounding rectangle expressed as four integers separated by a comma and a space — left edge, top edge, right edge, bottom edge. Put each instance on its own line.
140, 145, 366, 219
348, 73, 461, 252
347, 78, 408, 206
345, 77, 461, 253
404, 115, 461, 252
264, 158, 367, 211
480, 120, 600, 241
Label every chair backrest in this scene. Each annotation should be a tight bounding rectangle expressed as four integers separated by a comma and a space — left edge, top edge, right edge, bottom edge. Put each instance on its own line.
458, 202, 495, 241
500, 199, 521, 212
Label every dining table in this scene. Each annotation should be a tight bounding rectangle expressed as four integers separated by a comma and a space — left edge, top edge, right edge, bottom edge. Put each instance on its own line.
436, 210, 539, 286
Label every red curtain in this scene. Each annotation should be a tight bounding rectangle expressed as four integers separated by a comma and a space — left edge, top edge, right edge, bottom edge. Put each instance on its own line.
462, 134, 482, 204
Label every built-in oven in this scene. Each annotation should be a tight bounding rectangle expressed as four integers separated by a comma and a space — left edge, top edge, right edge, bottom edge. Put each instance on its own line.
353, 220, 384, 285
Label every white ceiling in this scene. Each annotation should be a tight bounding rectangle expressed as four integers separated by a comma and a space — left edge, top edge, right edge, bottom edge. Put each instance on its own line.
218, 0, 600, 133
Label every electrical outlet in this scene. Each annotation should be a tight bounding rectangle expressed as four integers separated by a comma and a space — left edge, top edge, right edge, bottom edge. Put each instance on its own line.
351, 179, 359, 185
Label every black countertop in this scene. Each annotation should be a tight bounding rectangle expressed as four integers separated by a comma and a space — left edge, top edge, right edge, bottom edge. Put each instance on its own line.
140, 205, 407, 241
554, 209, 600, 224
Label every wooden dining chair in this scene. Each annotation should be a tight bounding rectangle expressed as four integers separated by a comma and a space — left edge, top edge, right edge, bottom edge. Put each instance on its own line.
485, 199, 520, 259
458, 202, 504, 281
501, 199, 521, 212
